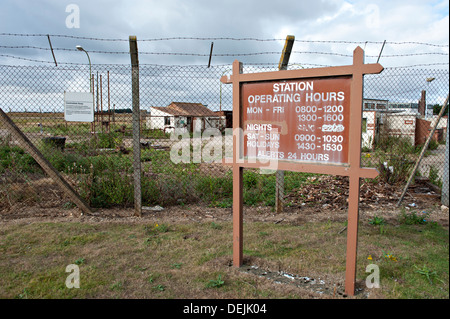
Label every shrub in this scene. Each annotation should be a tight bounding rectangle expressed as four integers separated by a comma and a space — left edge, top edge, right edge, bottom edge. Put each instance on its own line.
0, 144, 40, 174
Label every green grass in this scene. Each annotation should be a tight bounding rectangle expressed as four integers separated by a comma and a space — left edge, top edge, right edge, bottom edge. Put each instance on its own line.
1, 140, 322, 210
0, 217, 447, 299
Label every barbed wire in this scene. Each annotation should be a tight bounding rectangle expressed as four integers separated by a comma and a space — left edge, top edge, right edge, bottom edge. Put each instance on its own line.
1, 46, 448, 59
1, 33, 448, 69
1, 33, 449, 47
0, 55, 448, 70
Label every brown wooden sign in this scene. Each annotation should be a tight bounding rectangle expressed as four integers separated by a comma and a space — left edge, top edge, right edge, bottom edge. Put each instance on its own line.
221, 47, 383, 296
242, 76, 351, 165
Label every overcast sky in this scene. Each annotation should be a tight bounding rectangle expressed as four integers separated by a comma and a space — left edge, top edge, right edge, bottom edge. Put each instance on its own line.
0, 0, 448, 67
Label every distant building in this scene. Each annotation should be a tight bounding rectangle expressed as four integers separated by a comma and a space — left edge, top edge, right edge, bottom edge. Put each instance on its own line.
147, 102, 222, 134
388, 102, 434, 116
363, 98, 389, 111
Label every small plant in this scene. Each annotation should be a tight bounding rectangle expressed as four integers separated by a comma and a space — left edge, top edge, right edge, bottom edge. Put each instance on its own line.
16, 288, 30, 299
211, 222, 222, 230
145, 223, 169, 234
368, 216, 385, 226
382, 250, 398, 262
206, 275, 225, 288
74, 258, 85, 265
414, 265, 444, 285
153, 284, 165, 291
399, 210, 430, 225
110, 281, 123, 291
428, 166, 442, 188
171, 263, 182, 269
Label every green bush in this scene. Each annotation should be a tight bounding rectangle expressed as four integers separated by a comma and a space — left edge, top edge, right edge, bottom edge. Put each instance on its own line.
96, 132, 123, 149
78, 158, 134, 208
374, 134, 418, 154
0, 144, 40, 174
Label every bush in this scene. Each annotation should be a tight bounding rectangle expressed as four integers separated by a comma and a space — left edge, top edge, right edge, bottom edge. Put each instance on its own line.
0, 144, 40, 174
78, 158, 134, 208
374, 134, 418, 154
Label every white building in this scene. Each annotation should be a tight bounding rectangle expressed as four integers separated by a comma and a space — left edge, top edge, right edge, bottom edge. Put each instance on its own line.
147, 102, 222, 134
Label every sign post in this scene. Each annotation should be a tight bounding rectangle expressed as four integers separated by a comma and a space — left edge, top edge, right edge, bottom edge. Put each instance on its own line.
221, 46, 383, 296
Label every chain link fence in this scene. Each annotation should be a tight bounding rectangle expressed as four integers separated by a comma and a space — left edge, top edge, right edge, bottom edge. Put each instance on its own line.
0, 61, 448, 215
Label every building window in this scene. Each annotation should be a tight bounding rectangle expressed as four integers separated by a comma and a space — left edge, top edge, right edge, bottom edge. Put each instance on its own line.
164, 117, 171, 125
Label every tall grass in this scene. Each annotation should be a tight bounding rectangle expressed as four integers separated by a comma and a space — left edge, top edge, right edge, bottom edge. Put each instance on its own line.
1, 140, 319, 209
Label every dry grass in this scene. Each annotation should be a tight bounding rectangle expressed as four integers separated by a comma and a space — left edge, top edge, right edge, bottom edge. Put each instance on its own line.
0, 208, 448, 299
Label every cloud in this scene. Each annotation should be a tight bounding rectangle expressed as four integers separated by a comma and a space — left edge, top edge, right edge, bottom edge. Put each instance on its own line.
0, 0, 448, 68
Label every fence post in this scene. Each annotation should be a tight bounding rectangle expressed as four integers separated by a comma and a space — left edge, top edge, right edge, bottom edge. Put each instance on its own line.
0, 108, 92, 216
129, 35, 142, 217
442, 113, 449, 207
275, 35, 295, 213
397, 94, 449, 207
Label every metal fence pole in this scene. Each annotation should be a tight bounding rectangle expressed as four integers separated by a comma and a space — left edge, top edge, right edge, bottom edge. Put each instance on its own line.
442, 114, 449, 207
129, 35, 142, 217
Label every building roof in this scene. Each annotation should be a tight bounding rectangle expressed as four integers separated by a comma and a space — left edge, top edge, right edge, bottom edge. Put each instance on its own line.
152, 102, 219, 117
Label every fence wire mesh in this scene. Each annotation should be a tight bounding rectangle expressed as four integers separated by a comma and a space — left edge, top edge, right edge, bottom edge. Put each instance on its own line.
0, 61, 448, 215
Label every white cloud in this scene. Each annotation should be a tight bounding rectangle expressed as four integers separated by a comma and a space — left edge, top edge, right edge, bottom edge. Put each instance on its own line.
0, 0, 447, 67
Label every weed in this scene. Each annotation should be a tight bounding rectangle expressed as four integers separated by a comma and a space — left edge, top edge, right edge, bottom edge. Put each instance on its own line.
428, 166, 442, 188
153, 284, 165, 291
414, 265, 445, 285
110, 281, 123, 291
368, 216, 386, 226
210, 222, 222, 230
382, 250, 398, 262
74, 258, 85, 265
0, 144, 40, 175
62, 201, 76, 209
206, 275, 225, 288
16, 288, 30, 299
399, 210, 430, 225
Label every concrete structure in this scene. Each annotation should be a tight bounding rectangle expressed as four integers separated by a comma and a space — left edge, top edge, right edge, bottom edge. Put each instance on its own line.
382, 112, 417, 145
361, 110, 377, 149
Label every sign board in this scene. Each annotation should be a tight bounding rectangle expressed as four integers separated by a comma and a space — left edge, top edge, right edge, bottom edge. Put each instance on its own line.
221, 47, 384, 296
242, 77, 351, 165
64, 92, 94, 122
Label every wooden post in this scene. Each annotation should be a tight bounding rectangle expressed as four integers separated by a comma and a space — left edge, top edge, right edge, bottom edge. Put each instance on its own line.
232, 60, 244, 267
275, 35, 295, 213
0, 108, 92, 215
221, 47, 382, 295
129, 35, 142, 217
108, 71, 111, 131
100, 74, 103, 133
345, 47, 365, 296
